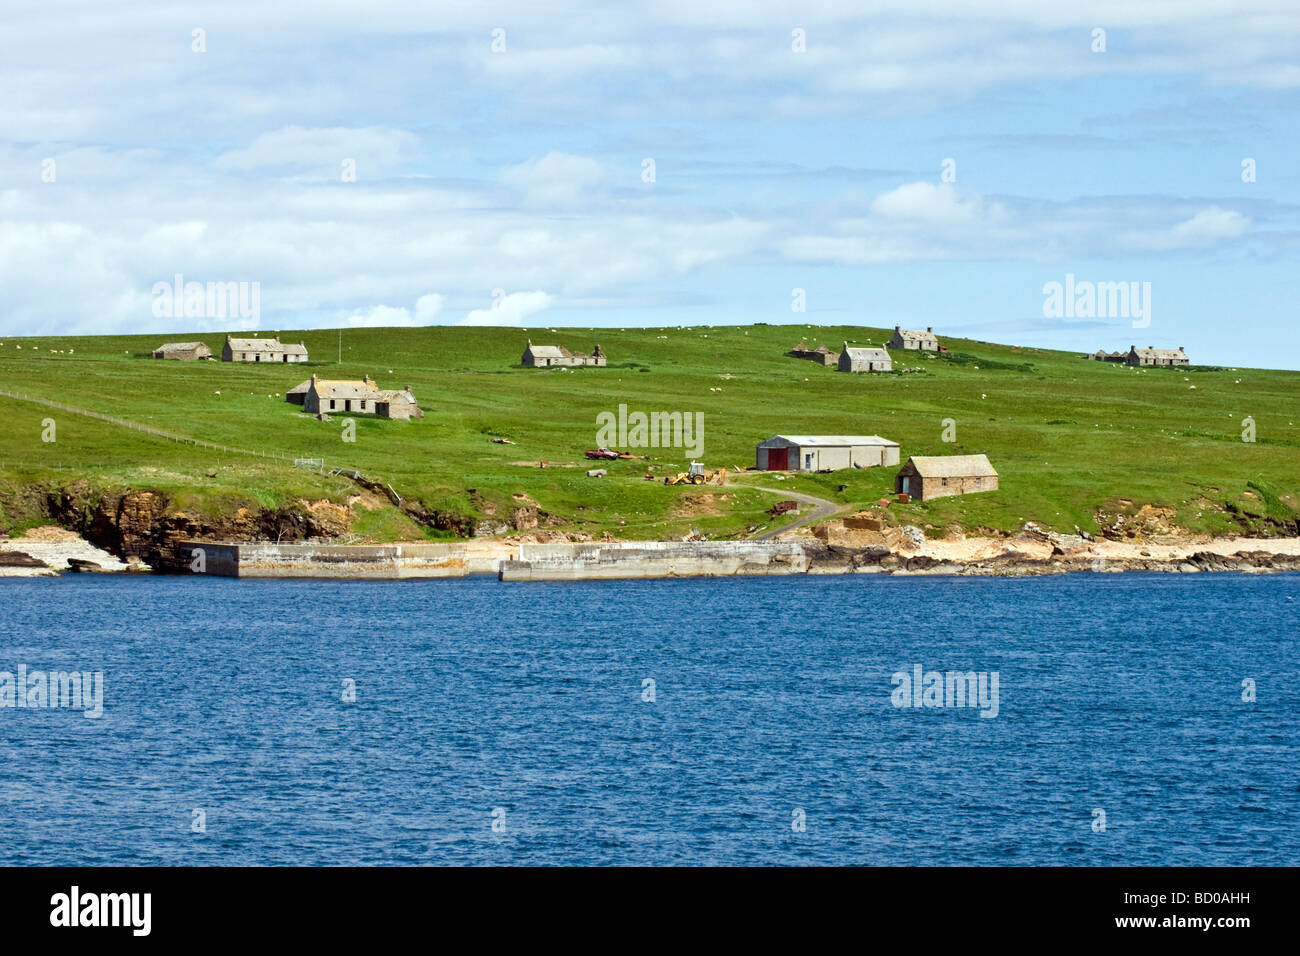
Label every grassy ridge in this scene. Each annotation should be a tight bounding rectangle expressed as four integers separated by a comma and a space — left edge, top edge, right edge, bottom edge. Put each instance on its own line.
0, 324, 1296, 540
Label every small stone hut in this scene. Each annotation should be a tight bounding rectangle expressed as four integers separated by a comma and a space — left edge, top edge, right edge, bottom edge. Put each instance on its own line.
152, 341, 213, 360
787, 342, 839, 366
895, 454, 998, 501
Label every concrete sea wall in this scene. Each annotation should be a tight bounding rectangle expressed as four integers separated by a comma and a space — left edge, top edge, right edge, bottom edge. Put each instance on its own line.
178, 541, 469, 578
500, 541, 809, 581
171, 538, 1300, 581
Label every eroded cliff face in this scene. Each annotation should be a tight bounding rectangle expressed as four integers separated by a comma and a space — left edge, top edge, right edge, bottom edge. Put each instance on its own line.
0, 479, 477, 571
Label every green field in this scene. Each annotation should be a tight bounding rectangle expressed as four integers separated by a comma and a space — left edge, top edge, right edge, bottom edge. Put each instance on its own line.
1, 324, 1297, 543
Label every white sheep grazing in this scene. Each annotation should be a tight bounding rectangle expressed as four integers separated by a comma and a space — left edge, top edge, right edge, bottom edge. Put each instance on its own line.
214, 390, 221, 395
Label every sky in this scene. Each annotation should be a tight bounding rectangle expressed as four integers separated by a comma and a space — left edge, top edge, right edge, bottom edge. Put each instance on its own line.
2, 1, 1298, 367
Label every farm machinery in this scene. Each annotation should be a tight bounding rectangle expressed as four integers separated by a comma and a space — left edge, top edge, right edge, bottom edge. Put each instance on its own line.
664, 461, 727, 486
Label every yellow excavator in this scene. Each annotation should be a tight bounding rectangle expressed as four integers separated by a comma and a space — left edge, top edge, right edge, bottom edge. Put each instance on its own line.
664, 461, 727, 486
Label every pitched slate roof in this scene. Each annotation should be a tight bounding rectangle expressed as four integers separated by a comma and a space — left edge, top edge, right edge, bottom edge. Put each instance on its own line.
154, 341, 209, 352
226, 336, 307, 355
309, 375, 381, 401
904, 454, 997, 478
842, 346, 890, 362
1130, 346, 1187, 361
525, 343, 566, 359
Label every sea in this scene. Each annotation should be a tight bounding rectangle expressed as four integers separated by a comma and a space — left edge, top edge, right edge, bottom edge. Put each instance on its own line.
1, 572, 1296, 865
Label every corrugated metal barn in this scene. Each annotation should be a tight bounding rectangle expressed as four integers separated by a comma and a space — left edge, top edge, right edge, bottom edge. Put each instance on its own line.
756, 435, 900, 472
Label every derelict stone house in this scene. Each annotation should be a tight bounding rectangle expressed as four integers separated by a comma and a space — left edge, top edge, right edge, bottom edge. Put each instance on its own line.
838, 344, 892, 373
1084, 349, 1127, 362
787, 342, 839, 366
886, 326, 939, 351
302, 374, 423, 420
756, 435, 900, 472
1125, 345, 1189, 367
152, 341, 212, 361
521, 341, 607, 367
222, 335, 309, 363
895, 454, 998, 502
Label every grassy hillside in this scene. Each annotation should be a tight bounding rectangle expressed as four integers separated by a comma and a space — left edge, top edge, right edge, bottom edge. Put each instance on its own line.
1, 324, 1297, 542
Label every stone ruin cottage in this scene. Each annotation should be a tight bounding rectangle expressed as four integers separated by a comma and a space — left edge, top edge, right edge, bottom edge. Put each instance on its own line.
886, 326, 939, 351
222, 335, 309, 363
151, 341, 213, 361
1125, 345, 1189, 367
895, 454, 998, 501
521, 340, 607, 367
300, 374, 423, 420
838, 343, 892, 373
787, 342, 839, 366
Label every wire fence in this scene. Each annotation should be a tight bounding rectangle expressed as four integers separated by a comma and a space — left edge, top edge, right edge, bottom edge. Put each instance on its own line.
0, 388, 295, 463
0, 389, 402, 503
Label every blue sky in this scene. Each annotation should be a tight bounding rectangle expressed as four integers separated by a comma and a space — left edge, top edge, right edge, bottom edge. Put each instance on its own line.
2, 2, 1297, 366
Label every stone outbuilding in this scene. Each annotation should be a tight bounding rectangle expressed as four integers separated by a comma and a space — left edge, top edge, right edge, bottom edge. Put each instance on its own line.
1125, 345, 1189, 367
787, 342, 839, 366
521, 341, 606, 367
222, 335, 309, 363
838, 344, 892, 373
895, 454, 998, 501
886, 326, 939, 351
302, 374, 422, 419
152, 341, 213, 360
285, 379, 312, 405
756, 435, 900, 472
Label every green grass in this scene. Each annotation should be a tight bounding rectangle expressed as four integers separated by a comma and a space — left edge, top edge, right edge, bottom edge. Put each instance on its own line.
1, 324, 1297, 541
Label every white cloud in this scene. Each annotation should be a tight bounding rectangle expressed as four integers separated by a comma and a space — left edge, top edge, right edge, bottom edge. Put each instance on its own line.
214, 126, 421, 177
870, 182, 985, 225
461, 291, 555, 326
500, 152, 607, 207
341, 293, 444, 327
1121, 206, 1252, 252
1169, 207, 1252, 243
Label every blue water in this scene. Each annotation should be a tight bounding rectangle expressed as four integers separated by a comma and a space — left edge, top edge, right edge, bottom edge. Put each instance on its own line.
0, 573, 1296, 865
